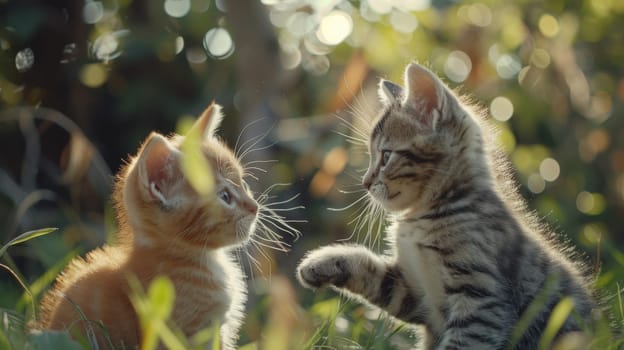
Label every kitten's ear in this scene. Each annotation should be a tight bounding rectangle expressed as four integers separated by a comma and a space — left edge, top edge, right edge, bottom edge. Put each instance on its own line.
377, 79, 403, 106
403, 63, 446, 129
188, 102, 224, 140
137, 133, 181, 206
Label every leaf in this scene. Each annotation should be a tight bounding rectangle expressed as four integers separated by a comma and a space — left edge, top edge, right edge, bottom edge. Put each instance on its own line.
130, 276, 187, 350
147, 276, 175, 320
0, 227, 58, 258
309, 298, 341, 319
507, 274, 559, 349
177, 117, 214, 196
0, 329, 10, 350
61, 132, 94, 184
539, 297, 575, 350
28, 330, 84, 350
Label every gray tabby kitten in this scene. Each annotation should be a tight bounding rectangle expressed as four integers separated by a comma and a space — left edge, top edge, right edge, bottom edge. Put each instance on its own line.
297, 63, 594, 349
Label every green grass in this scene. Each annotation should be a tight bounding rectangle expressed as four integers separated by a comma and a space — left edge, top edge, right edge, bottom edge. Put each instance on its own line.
1, 228, 623, 350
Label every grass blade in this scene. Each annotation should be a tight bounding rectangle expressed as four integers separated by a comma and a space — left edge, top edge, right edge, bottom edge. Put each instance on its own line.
0, 227, 58, 257
538, 297, 574, 350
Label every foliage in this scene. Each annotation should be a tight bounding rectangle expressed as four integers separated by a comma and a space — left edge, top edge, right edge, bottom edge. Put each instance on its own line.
1, 0, 623, 349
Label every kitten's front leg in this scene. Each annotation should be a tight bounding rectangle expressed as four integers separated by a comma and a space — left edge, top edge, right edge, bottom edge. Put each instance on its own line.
297, 244, 429, 325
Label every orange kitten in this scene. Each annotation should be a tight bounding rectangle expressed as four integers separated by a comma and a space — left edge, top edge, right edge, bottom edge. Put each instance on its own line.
37, 103, 257, 349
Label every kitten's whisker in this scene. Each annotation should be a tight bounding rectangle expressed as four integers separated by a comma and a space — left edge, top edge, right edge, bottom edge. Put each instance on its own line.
243, 166, 268, 174
234, 117, 267, 157
243, 172, 259, 181
336, 114, 370, 140
239, 141, 278, 163
328, 193, 369, 211
244, 159, 278, 166
257, 182, 293, 198
251, 237, 283, 256
252, 236, 290, 252
235, 121, 271, 159
338, 184, 366, 194
333, 129, 368, 146
337, 188, 366, 194
260, 206, 305, 212
253, 224, 290, 252
258, 215, 302, 240
237, 126, 276, 162
258, 193, 301, 207
253, 241, 274, 264
243, 246, 263, 278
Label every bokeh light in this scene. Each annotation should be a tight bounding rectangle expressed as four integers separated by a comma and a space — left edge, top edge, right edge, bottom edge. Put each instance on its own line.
527, 173, 546, 194
317, 11, 353, 46
15, 48, 34, 72
79, 63, 108, 88
175, 36, 185, 55
444, 50, 471, 83
203, 28, 234, 59
539, 158, 560, 182
576, 191, 606, 215
92, 30, 129, 62
2, 0, 624, 346
530, 48, 551, 69
164, 0, 191, 18
389, 10, 418, 33
82, 1, 104, 24
496, 54, 522, 79
368, 0, 392, 15
490, 96, 514, 121
539, 14, 560, 38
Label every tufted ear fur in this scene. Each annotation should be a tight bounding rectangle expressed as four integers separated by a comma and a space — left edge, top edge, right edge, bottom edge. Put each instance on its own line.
377, 79, 403, 106
188, 102, 224, 140
403, 63, 447, 130
136, 133, 182, 207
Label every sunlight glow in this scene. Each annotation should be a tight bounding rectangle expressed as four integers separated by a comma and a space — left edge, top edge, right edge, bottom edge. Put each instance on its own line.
82, 1, 104, 24
80, 63, 108, 88
539, 158, 560, 182
92, 30, 129, 62
368, 0, 392, 14
468, 3, 492, 27
539, 14, 560, 38
444, 50, 472, 83
496, 54, 522, 79
15, 48, 34, 72
390, 10, 418, 33
527, 174, 545, 194
203, 28, 234, 59
317, 11, 353, 46
164, 0, 191, 18
531, 48, 551, 68
490, 96, 514, 121
576, 191, 606, 215
175, 36, 184, 55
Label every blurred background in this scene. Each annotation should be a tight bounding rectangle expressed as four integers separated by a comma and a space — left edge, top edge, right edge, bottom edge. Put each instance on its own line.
0, 0, 623, 348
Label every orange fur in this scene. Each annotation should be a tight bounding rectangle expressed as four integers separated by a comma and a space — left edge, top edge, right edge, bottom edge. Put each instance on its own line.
37, 104, 256, 349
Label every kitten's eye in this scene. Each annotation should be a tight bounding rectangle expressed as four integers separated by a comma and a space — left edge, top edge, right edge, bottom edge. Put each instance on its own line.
218, 189, 232, 205
381, 150, 391, 166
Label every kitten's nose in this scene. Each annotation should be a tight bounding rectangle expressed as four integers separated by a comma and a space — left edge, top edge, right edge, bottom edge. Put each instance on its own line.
242, 201, 258, 215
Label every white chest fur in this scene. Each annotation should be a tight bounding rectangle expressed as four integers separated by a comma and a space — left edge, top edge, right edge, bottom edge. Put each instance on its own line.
395, 223, 445, 331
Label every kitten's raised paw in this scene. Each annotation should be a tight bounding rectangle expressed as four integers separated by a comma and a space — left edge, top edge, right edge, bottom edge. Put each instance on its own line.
297, 247, 351, 289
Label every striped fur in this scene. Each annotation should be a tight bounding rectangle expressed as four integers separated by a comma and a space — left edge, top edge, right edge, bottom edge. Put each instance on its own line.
38, 104, 257, 349
298, 64, 594, 349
